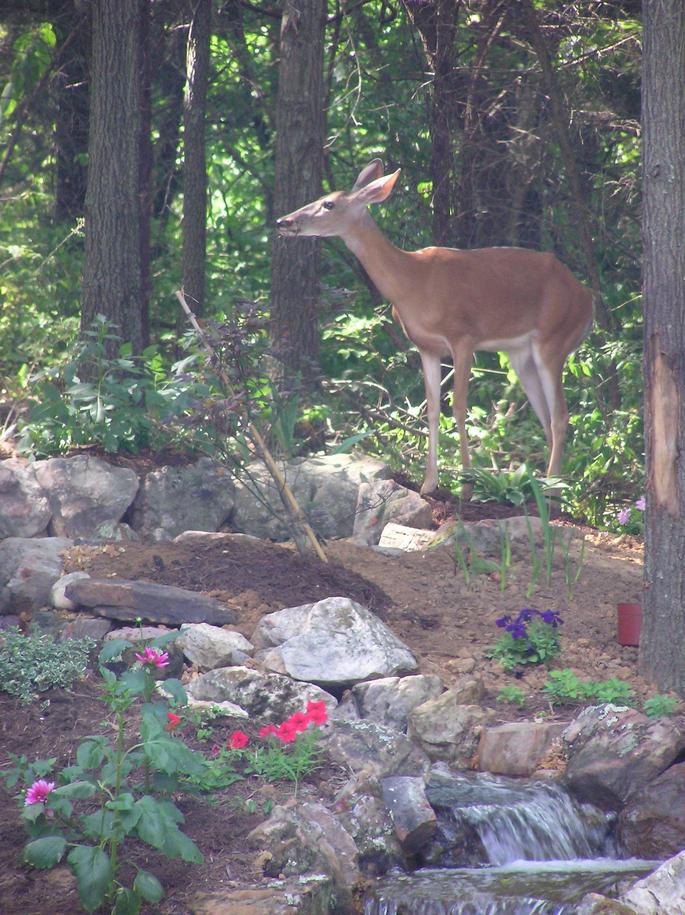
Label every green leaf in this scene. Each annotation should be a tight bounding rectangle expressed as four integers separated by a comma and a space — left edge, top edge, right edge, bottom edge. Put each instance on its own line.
98, 639, 132, 664
133, 869, 164, 903
112, 887, 141, 915
161, 825, 204, 864
67, 844, 113, 913
23, 835, 67, 869
76, 739, 106, 770
53, 780, 96, 799
160, 677, 187, 706
133, 796, 167, 849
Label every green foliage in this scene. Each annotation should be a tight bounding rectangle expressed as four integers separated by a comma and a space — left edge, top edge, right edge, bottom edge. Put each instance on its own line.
246, 727, 324, 786
543, 669, 635, 707
0, 627, 94, 704
1, 638, 204, 914
643, 694, 679, 718
459, 464, 565, 508
497, 686, 526, 707
490, 609, 563, 672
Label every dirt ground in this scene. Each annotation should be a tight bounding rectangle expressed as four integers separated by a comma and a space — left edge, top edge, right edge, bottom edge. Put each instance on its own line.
0, 493, 650, 915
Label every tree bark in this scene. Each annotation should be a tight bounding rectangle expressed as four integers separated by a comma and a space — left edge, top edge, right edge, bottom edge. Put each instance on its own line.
81, 0, 147, 355
269, 0, 326, 392
639, 0, 685, 693
182, 0, 211, 316
54, 3, 89, 222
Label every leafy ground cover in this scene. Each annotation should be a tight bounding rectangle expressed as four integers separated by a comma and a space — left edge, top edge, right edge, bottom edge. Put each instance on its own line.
0, 492, 653, 914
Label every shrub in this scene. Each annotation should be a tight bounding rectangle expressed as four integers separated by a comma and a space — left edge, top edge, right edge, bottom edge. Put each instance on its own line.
0, 627, 95, 704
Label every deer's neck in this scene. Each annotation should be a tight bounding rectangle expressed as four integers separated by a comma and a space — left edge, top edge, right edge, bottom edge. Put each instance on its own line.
342, 213, 416, 306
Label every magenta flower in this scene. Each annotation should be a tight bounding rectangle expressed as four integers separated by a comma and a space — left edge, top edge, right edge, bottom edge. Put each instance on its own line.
617, 508, 631, 525
635, 497, 646, 512
24, 779, 56, 806
134, 646, 169, 668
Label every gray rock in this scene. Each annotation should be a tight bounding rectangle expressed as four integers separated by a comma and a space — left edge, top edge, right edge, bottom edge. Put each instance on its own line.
253, 596, 417, 688
621, 849, 685, 913
353, 479, 432, 546
381, 775, 437, 854
50, 571, 91, 610
617, 761, 685, 859
0, 536, 73, 612
478, 721, 566, 777
60, 616, 112, 642
176, 623, 253, 670
232, 454, 391, 541
352, 674, 444, 732
563, 705, 685, 809
323, 718, 431, 783
34, 456, 139, 539
130, 458, 235, 541
186, 665, 337, 722
0, 458, 51, 538
63, 577, 236, 626
191, 876, 334, 915
336, 792, 403, 875
408, 691, 495, 765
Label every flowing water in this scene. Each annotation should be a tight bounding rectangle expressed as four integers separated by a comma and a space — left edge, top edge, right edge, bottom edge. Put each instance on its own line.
363, 770, 659, 915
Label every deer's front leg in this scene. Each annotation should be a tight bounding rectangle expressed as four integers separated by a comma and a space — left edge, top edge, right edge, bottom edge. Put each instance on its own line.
419, 351, 441, 494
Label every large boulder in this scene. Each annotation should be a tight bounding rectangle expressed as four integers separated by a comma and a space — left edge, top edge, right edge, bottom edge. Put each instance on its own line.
34, 455, 139, 539
130, 458, 235, 541
176, 623, 254, 670
617, 761, 685, 859
478, 721, 566, 777
0, 537, 73, 613
0, 458, 51, 538
407, 688, 494, 766
563, 705, 685, 809
353, 479, 432, 546
351, 675, 444, 732
232, 454, 391, 541
252, 596, 418, 688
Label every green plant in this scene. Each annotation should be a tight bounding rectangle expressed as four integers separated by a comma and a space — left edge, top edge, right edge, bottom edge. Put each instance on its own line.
591, 677, 635, 705
615, 496, 646, 535
490, 608, 563, 671
1, 636, 206, 914
643, 694, 679, 718
562, 532, 587, 600
452, 520, 498, 587
0, 627, 95, 704
543, 669, 635, 707
458, 463, 565, 507
497, 686, 526, 706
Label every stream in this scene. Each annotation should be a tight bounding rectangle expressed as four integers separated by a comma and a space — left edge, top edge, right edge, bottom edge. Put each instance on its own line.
363, 769, 659, 915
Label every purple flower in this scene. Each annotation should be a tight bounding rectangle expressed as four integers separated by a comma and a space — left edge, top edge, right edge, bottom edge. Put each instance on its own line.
509, 622, 528, 640
540, 609, 563, 627
635, 497, 645, 512
617, 508, 631, 525
495, 615, 512, 629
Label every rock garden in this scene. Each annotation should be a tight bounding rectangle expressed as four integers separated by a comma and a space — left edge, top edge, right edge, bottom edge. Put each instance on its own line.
1, 451, 683, 914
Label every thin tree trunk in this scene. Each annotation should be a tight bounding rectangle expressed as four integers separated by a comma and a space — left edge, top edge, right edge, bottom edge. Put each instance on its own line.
639, 0, 685, 693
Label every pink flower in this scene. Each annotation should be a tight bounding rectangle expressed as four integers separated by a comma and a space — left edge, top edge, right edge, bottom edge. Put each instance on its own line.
259, 724, 279, 738
287, 711, 310, 732
617, 508, 631, 525
209, 743, 221, 758
134, 646, 169, 668
305, 700, 328, 726
276, 721, 298, 743
228, 731, 249, 750
635, 497, 646, 512
24, 779, 56, 806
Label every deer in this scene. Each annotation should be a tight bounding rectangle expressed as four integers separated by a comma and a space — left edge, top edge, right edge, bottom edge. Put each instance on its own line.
276, 159, 594, 495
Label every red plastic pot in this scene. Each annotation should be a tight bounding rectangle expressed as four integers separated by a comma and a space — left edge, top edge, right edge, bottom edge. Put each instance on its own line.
617, 602, 642, 647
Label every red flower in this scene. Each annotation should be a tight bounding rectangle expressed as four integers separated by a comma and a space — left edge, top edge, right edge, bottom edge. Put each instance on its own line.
259, 724, 278, 738
287, 711, 310, 732
228, 730, 249, 750
305, 700, 328, 726
276, 721, 298, 743
165, 712, 182, 732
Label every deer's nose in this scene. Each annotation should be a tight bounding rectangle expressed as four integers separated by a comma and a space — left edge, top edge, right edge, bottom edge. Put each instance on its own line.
276, 217, 293, 229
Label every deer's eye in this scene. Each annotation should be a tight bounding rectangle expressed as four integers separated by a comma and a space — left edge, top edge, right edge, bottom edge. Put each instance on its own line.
322, 200, 335, 210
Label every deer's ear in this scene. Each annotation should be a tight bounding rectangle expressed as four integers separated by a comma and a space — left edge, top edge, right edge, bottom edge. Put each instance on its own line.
352, 159, 385, 191
353, 168, 401, 205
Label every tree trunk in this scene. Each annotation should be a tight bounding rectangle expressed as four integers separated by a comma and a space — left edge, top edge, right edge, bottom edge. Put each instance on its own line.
182, 0, 211, 316
54, 3, 89, 222
639, 0, 685, 693
269, 0, 326, 392
81, 0, 147, 355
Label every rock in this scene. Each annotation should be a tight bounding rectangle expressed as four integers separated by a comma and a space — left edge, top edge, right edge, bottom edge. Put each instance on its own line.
176, 623, 254, 670
478, 721, 566, 777
0, 458, 51, 538
130, 458, 235, 541
617, 761, 685, 858
381, 775, 437, 854
353, 479, 432, 546
252, 596, 417, 688
232, 454, 391, 541
50, 571, 91, 610
376, 523, 437, 552
336, 792, 403, 875
563, 705, 685, 809
246, 802, 359, 911
428, 515, 560, 559
186, 665, 337, 722
191, 876, 333, 915
408, 691, 495, 765
0, 536, 73, 613
575, 893, 639, 914
324, 719, 431, 783
63, 577, 236, 626
352, 674, 444, 732
621, 849, 685, 913
60, 616, 112, 642
34, 456, 139, 539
